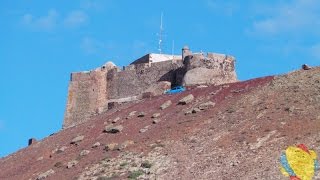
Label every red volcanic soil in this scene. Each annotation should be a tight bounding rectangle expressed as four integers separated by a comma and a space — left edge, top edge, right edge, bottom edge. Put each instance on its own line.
0, 76, 273, 180
1, 68, 320, 180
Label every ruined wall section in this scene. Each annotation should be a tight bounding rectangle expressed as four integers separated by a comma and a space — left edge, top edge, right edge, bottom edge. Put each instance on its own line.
183, 53, 237, 86
63, 48, 238, 128
63, 69, 108, 128
107, 60, 184, 100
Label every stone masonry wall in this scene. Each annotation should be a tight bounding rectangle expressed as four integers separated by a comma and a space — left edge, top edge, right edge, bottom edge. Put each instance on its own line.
107, 60, 184, 100
63, 48, 238, 128
182, 53, 237, 86
63, 69, 108, 128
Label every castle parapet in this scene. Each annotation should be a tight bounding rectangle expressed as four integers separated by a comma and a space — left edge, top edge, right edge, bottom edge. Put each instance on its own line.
63, 46, 238, 128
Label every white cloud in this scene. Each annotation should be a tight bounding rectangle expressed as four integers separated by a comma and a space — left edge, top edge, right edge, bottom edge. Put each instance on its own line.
249, 0, 320, 36
21, 9, 59, 31
81, 0, 101, 10
80, 0, 110, 11
64, 10, 88, 28
21, 9, 89, 31
206, 0, 238, 16
22, 14, 33, 24
81, 37, 112, 54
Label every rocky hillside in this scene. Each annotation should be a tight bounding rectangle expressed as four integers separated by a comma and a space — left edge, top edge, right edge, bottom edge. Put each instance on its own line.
1, 67, 320, 180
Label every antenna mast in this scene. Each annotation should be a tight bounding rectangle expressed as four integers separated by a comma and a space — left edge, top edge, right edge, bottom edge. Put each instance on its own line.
158, 12, 163, 54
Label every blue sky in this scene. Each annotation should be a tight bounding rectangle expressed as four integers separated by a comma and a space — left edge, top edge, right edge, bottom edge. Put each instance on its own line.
1, 0, 320, 157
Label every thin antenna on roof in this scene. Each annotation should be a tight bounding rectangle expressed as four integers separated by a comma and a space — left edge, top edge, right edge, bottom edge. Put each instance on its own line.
158, 12, 164, 54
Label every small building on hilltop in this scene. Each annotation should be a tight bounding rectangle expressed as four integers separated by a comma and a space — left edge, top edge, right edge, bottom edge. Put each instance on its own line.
130, 53, 181, 65
63, 46, 237, 128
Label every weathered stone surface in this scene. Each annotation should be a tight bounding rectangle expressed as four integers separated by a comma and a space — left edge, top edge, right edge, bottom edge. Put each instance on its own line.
198, 101, 215, 110
183, 67, 221, 86
160, 100, 172, 110
104, 125, 123, 133
192, 108, 201, 114
55, 146, 67, 154
105, 143, 119, 151
197, 85, 208, 88
129, 111, 137, 116
63, 67, 110, 129
184, 52, 235, 71
80, 150, 90, 156
184, 110, 192, 115
143, 81, 171, 97
92, 142, 101, 148
36, 169, 55, 180
126, 111, 137, 119
54, 162, 63, 168
139, 128, 148, 133
119, 140, 135, 150
70, 135, 84, 144
178, 94, 194, 105
151, 113, 160, 118
302, 64, 311, 70
139, 126, 150, 133
152, 119, 161, 124
187, 101, 216, 114
64, 46, 237, 128
67, 160, 78, 169
28, 138, 37, 146
137, 112, 145, 117
101, 61, 117, 71
108, 61, 183, 101
111, 117, 120, 123
182, 53, 237, 86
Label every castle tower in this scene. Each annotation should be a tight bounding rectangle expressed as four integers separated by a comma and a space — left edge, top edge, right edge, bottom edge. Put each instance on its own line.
182, 45, 192, 61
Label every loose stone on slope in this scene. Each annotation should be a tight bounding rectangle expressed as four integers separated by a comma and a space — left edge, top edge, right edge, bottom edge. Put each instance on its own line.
178, 94, 194, 105
160, 100, 172, 110
104, 125, 123, 133
70, 135, 84, 145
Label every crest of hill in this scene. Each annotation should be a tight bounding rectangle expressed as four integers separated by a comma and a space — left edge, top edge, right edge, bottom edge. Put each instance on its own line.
1, 66, 320, 179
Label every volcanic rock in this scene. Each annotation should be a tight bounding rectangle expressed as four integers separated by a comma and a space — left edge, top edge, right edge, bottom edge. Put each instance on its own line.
178, 94, 194, 105
160, 100, 172, 110
104, 125, 123, 133
70, 135, 84, 145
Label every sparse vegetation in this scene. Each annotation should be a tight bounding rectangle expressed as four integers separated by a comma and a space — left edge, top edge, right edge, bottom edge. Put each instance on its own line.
76, 155, 83, 161
120, 162, 128, 167
127, 170, 144, 179
97, 176, 119, 180
54, 162, 63, 168
97, 176, 109, 180
101, 155, 111, 162
226, 108, 235, 113
141, 161, 152, 168
150, 143, 165, 149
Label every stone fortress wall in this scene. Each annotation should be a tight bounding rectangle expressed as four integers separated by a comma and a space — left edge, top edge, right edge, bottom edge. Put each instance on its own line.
64, 68, 109, 128
107, 60, 184, 100
63, 46, 238, 128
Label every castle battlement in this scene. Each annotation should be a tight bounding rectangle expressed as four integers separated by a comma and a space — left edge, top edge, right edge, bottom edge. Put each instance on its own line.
63, 46, 238, 128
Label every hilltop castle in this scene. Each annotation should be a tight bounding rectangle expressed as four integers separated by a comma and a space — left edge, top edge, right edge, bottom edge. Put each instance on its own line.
63, 46, 237, 128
